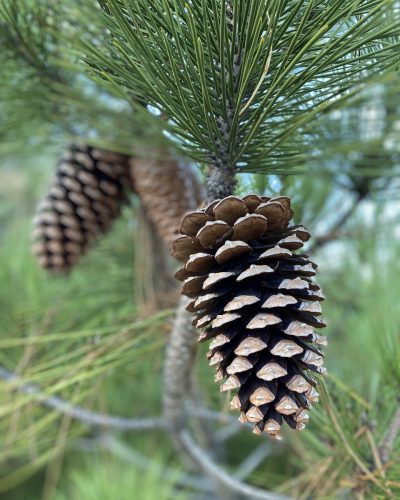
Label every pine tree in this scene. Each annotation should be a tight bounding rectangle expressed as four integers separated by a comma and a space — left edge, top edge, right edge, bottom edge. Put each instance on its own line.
1, 0, 400, 498
78, 0, 400, 438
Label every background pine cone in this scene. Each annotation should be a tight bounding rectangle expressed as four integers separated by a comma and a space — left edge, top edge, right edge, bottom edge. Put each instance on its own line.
32, 144, 132, 273
172, 195, 327, 438
129, 153, 204, 249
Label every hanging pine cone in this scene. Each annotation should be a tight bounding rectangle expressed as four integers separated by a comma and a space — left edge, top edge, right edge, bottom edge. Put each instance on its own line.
172, 195, 327, 438
129, 154, 204, 248
32, 144, 132, 273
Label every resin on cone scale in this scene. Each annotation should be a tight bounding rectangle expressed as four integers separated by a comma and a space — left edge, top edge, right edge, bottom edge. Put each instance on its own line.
172, 194, 327, 438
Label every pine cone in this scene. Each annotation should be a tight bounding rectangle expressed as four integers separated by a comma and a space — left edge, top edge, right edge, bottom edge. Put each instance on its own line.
172, 195, 327, 438
32, 144, 132, 272
129, 154, 204, 248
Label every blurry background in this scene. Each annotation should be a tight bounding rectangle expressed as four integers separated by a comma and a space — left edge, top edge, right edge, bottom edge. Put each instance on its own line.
1, 118, 400, 498
1, 1, 400, 499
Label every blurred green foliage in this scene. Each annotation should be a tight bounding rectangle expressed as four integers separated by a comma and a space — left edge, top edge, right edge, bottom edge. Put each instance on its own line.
0, 159, 179, 499
1, 156, 399, 498
55, 454, 183, 500
0, 1, 400, 498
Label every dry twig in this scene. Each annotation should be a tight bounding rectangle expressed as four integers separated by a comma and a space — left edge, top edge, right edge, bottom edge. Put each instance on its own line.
309, 190, 368, 252
380, 404, 400, 464
0, 367, 166, 431
0, 367, 246, 433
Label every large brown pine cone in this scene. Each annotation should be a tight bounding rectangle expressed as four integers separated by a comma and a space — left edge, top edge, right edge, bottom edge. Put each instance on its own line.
172, 195, 327, 438
32, 144, 132, 272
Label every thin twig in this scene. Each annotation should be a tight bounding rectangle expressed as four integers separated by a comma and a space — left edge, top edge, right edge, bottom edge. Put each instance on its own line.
188, 406, 240, 426
75, 434, 213, 493
0, 367, 248, 433
235, 443, 272, 480
215, 421, 243, 442
0, 367, 166, 431
179, 430, 288, 500
380, 404, 400, 464
309, 190, 368, 252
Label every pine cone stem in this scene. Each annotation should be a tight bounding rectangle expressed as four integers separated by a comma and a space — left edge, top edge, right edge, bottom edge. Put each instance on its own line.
309, 189, 368, 252
206, 163, 237, 203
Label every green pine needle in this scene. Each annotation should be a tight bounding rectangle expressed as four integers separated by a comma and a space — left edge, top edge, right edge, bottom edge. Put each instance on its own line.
81, 0, 400, 173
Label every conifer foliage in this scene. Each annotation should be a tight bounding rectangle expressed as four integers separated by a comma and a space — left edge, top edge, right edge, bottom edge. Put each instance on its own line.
1, 0, 400, 495
85, 1, 400, 173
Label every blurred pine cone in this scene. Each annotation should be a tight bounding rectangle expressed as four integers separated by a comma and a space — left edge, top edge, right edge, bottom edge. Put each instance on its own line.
32, 144, 132, 272
129, 154, 204, 248
172, 195, 327, 438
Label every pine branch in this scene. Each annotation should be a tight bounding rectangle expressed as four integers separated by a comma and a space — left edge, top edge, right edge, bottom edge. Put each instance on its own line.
0, 367, 243, 431
309, 188, 369, 251
379, 403, 400, 464
0, 367, 165, 431
82, 0, 400, 173
163, 297, 197, 431
178, 430, 289, 500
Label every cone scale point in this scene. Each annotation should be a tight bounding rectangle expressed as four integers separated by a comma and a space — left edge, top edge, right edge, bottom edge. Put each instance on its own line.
172, 195, 327, 438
